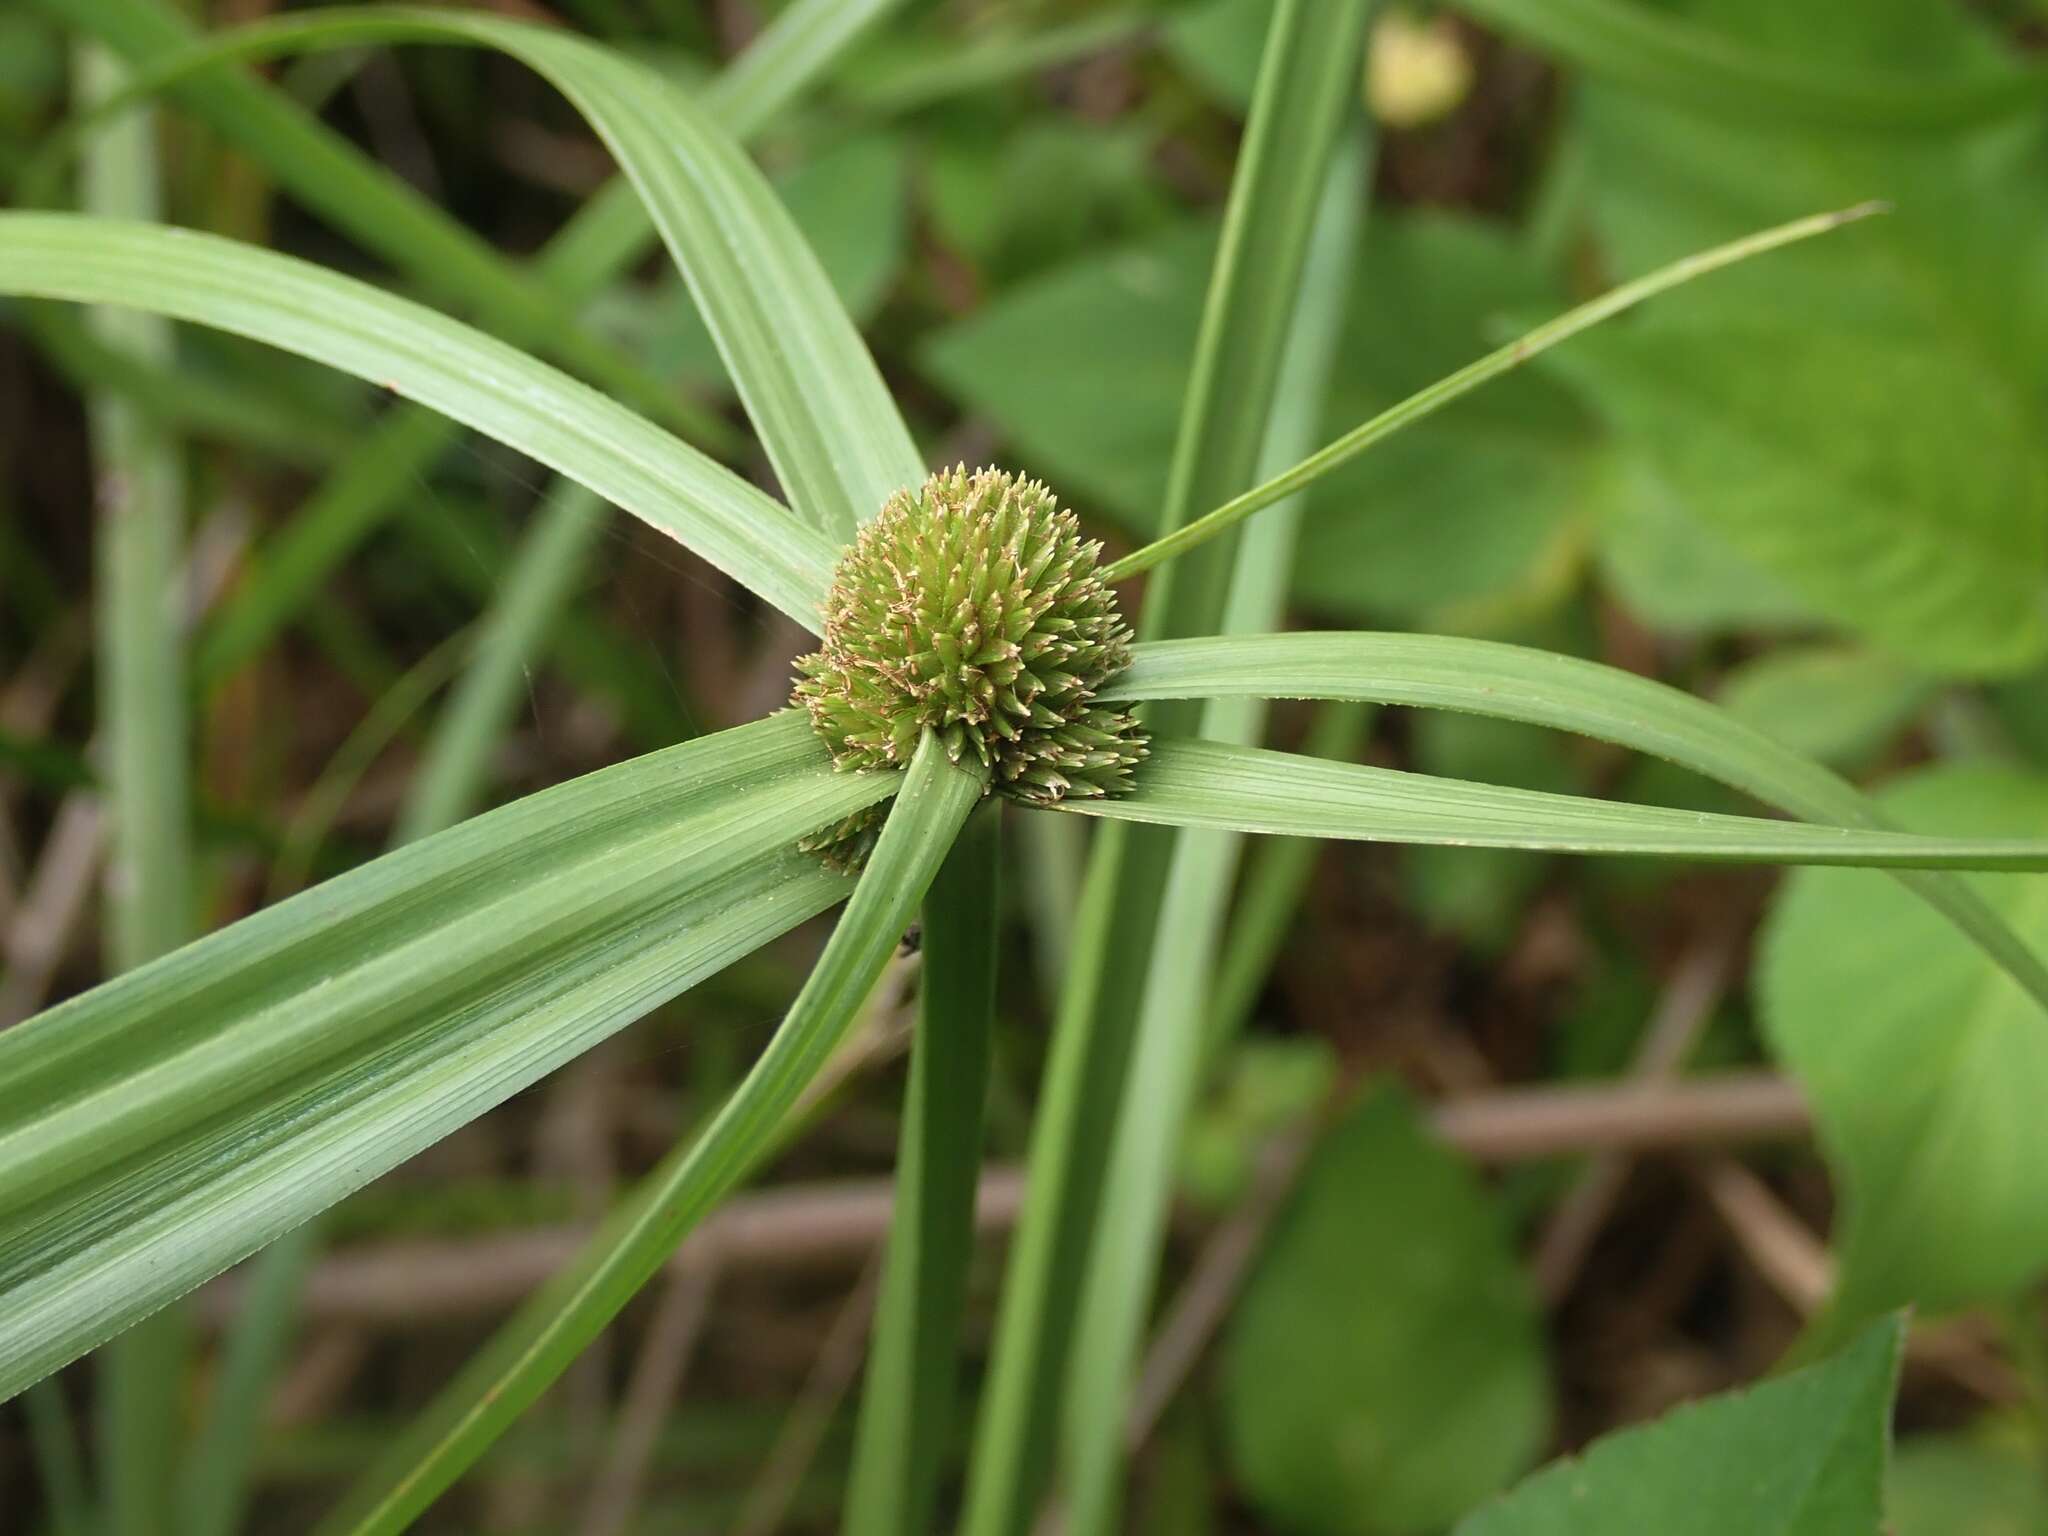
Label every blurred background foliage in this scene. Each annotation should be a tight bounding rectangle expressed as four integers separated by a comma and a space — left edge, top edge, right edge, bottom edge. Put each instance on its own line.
5, 0, 2048, 1532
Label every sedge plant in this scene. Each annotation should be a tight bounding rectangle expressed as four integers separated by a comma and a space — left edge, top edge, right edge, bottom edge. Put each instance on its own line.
6, 3, 2048, 1533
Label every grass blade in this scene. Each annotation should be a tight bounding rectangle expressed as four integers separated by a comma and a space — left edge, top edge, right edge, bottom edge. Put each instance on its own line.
1451, 0, 2044, 129
62, 5, 925, 540
23, 1382, 92, 1536
1104, 630, 2048, 1011
394, 484, 606, 843
846, 802, 1002, 1536
1065, 738, 2048, 869
441, 0, 905, 311
1057, 134, 1367, 1536
74, 64, 186, 990
35, 0, 711, 440
0, 716, 888, 1397
318, 734, 984, 1536
185, 0, 881, 686
191, 408, 454, 688
74, 40, 193, 1536
961, 5, 1374, 1532
176, 1223, 317, 1536
0, 213, 840, 626
1102, 203, 1885, 582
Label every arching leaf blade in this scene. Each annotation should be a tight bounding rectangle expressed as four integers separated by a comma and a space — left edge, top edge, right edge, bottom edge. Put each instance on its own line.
1063, 738, 2048, 870
319, 734, 984, 1536
0, 213, 840, 626
73, 5, 925, 538
1107, 632, 2048, 1009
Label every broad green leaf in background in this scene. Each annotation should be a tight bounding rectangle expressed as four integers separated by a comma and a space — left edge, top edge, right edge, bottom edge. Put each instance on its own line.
1453, 1316, 1905, 1536
1549, 0, 2048, 674
1223, 1084, 1546, 1535
921, 110, 1176, 281
1163, 0, 1267, 110
921, 221, 1209, 525
1178, 1038, 1338, 1207
922, 210, 1595, 630
1548, 312, 2048, 675
1591, 449, 1814, 635
0, 214, 840, 625
1887, 1420, 2048, 1536
1761, 767, 2048, 1340
1451, 0, 2044, 128
1992, 666, 2048, 772
1284, 213, 1595, 631
1715, 645, 1930, 772
0, 715, 885, 1396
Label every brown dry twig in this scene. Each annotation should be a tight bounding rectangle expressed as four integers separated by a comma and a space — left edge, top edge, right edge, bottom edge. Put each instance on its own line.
209, 1073, 1812, 1329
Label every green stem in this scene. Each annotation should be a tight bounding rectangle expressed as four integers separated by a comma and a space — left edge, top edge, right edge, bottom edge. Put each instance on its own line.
24, 1382, 93, 1536
75, 38, 195, 1536
1101, 202, 1886, 584
844, 802, 1002, 1536
1058, 132, 1368, 1536
958, 6, 1374, 1533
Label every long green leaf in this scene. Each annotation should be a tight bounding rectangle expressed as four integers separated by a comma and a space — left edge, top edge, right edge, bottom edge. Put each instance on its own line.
0, 716, 889, 1398
469, 0, 905, 319
0, 213, 838, 626
1062, 738, 2048, 869
1103, 631, 2048, 1010
1058, 133, 1367, 1536
319, 734, 983, 1536
846, 802, 1002, 1536
34, 0, 710, 440
176, 0, 900, 683
1101, 203, 1883, 583
961, 5, 1374, 1532
1451, 0, 2043, 129
65, 6, 924, 541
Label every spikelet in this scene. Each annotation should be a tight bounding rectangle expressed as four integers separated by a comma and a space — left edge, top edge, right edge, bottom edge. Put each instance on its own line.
791, 466, 1148, 865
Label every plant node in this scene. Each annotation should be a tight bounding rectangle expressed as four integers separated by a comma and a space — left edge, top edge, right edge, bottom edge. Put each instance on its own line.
792, 466, 1147, 865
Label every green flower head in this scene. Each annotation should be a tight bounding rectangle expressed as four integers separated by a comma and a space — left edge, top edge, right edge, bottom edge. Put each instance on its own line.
792, 466, 1147, 862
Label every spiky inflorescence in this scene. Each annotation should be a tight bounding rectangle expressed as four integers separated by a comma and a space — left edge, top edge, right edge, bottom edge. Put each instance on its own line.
792, 466, 1147, 864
